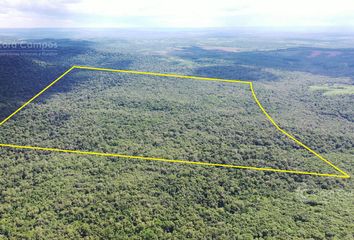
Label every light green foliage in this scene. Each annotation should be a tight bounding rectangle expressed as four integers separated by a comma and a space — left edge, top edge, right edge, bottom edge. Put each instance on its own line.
310, 84, 354, 96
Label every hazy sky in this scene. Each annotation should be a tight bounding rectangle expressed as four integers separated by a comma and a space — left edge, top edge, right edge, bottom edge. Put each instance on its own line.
1, 0, 354, 28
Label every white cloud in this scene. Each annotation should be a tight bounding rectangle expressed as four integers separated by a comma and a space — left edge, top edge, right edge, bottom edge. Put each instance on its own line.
0, 0, 354, 28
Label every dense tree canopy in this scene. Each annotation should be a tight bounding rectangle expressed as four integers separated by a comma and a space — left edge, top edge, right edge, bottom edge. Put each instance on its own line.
0, 35, 353, 239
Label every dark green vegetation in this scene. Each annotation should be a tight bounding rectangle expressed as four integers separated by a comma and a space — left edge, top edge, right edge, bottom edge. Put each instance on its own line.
174, 46, 354, 79
0, 30, 353, 239
0, 70, 340, 173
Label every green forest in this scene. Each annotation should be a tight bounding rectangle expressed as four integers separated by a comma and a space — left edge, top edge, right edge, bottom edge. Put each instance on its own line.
0, 31, 353, 239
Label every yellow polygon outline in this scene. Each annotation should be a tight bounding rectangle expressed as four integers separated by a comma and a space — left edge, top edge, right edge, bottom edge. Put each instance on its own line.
0, 65, 350, 179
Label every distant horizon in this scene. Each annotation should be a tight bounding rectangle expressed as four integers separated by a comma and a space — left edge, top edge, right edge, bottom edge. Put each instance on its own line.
1, 26, 354, 32
1, 0, 354, 29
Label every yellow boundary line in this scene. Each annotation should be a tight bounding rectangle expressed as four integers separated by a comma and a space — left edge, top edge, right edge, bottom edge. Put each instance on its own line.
0, 65, 350, 179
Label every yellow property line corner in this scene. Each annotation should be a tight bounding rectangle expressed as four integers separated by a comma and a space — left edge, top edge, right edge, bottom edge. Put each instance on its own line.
0, 65, 350, 179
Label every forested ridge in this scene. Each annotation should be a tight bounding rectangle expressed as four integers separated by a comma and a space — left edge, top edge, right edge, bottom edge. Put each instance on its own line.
0, 34, 353, 239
